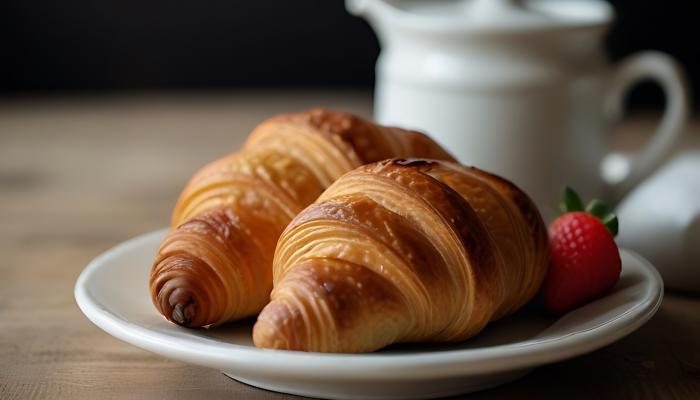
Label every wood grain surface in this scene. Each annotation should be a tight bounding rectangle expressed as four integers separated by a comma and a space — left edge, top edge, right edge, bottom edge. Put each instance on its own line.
1, 92, 698, 399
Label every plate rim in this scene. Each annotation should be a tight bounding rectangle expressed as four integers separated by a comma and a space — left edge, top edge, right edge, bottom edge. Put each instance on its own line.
75, 229, 664, 380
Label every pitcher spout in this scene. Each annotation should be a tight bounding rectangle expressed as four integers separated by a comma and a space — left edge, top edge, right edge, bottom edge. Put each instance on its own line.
345, 0, 371, 16
345, 0, 397, 44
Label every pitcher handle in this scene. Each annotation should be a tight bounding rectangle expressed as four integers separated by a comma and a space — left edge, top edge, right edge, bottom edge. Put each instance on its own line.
601, 51, 690, 204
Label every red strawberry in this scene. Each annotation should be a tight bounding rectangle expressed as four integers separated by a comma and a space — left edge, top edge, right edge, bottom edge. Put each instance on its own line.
542, 187, 621, 315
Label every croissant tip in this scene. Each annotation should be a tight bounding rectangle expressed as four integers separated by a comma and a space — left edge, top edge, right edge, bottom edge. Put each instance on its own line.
252, 319, 282, 349
253, 304, 300, 350
171, 299, 196, 327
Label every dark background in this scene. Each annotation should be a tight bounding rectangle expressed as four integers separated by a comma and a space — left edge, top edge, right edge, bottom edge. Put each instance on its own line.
2, 0, 698, 109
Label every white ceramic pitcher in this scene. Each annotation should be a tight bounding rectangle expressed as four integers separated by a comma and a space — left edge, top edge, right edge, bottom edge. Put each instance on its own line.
347, 0, 689, 212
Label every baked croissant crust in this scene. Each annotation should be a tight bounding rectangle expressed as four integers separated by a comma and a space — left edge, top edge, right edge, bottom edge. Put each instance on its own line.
253, 159, 548, 353
149, 110, 454, 327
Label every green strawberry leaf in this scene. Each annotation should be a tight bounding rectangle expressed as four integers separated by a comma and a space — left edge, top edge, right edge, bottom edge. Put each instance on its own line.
557, 187, 619, 237
585, 199, 610, 219
585, 199, 619, 237
603, 214, 619, 237
559, 186, 584, 215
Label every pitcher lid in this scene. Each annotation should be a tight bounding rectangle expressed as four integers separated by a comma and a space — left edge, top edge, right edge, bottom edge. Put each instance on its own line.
349, 0, 613, 33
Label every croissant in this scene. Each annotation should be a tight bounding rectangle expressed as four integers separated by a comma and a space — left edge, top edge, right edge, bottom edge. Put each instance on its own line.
149, 110, 454, 327
253, 159, 548, 353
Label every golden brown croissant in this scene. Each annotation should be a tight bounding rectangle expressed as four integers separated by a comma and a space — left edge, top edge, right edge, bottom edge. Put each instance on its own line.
253, 159, 548, 353
149, 110, 454, 327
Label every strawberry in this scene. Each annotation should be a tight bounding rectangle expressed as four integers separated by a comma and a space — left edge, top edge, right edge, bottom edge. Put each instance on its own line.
542, 187, 621, 315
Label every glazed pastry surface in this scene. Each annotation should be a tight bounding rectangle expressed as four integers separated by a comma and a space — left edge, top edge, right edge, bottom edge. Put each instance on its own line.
253, 159, 548, 352
149, 110, 454, 327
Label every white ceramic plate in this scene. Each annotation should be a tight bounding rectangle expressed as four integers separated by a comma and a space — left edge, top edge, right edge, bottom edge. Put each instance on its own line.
75, 229, 663, 400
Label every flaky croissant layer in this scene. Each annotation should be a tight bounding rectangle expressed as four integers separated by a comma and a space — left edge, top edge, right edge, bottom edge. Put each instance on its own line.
253, 159, 549, 353
150, 110, 454, 327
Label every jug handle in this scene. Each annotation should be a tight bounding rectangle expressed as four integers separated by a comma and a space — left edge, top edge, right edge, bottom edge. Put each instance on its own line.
601, 51, 690, 204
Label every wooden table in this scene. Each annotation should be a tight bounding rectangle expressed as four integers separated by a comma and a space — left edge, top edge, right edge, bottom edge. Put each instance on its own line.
1, 92, 699, 399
